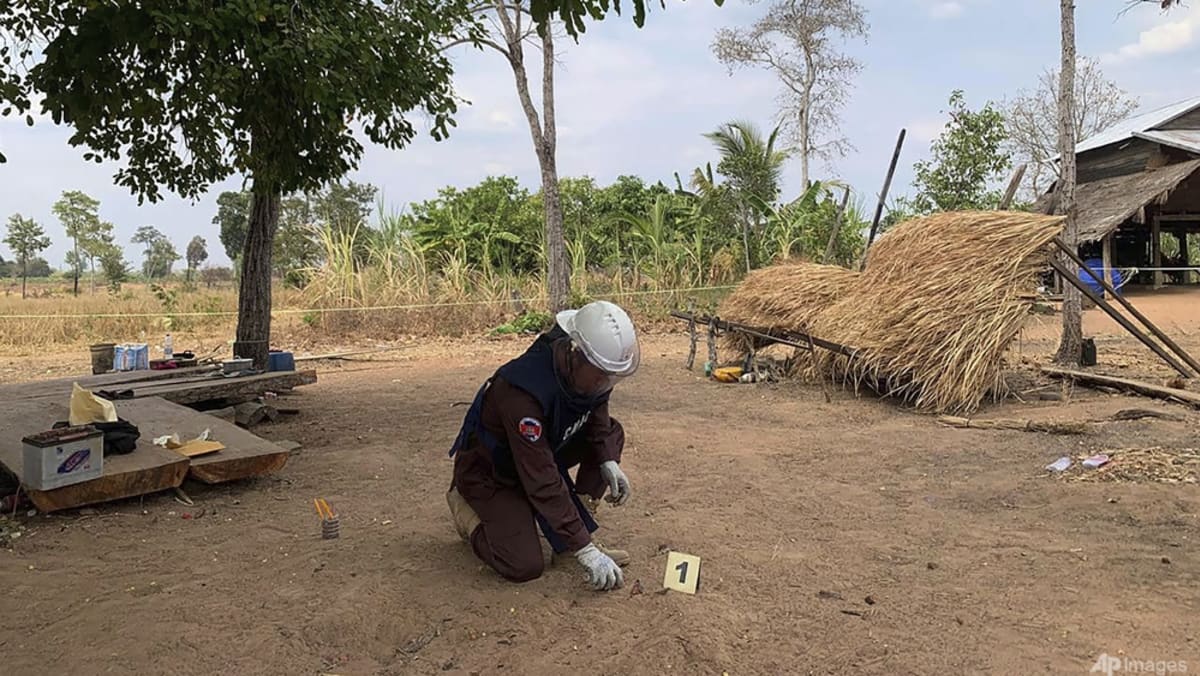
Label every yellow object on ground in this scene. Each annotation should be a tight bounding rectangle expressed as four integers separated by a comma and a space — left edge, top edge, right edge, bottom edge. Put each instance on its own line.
711, 367, 744, 383
68, 382, 118, 426
172, 440, 225, 458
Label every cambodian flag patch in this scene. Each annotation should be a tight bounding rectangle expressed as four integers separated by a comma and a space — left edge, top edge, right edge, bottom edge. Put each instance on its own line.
518, 417, 543, 442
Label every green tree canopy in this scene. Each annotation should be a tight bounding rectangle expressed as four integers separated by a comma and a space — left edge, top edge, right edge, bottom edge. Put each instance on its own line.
6, 0, 481, 366
4, 213, 51, 297
213, 191, 252, 262
186, 236, 209, 281
50, 189, 103, 294
908, 90, 1012, 214
132, 226, 179, 279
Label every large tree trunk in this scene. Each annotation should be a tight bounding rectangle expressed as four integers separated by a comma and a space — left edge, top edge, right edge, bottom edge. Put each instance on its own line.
539, 28, 568, 311
499, 4, 569, 312
234, 180, 281, 370
21, 261, 27, 299
1053, 0, 1082, 366
542, 161, 569, 310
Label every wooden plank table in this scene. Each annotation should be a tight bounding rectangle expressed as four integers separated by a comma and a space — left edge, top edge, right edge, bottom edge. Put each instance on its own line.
115, 398, 291, 484
131, 370, 317, 406
0, 365, 221, 402
0, 400, 189, 512
0, 368, 317, 408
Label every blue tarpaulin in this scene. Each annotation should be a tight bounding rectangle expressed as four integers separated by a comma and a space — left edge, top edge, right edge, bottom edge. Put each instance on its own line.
1079, 258, 1123, 297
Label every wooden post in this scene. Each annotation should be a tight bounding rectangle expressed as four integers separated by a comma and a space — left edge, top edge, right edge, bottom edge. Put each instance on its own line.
822, 186, 852, 264
1101, 231, 1114, 293
706, 317, 718, 371
1152, 211, 1163, 289
1189, 233, 1196, 284
685, 301, 697, 371
998, 164, 1027, 210
864, 128, 906, 266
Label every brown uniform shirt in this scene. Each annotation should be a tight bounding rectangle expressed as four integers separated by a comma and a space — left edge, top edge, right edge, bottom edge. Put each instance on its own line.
453, 376, 618, 553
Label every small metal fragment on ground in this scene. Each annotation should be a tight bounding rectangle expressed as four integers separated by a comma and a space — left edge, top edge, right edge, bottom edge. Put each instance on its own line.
630, 579, 643, 596
865, 595, 877, 605
817, 590, 843, 601
400, 624, 442, 654
841, 609, 864, 617
173, 487, 194, 506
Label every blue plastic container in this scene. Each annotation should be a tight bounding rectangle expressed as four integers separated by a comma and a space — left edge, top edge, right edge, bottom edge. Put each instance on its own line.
1079, 258, 1123, 298
268, 350, 295, 372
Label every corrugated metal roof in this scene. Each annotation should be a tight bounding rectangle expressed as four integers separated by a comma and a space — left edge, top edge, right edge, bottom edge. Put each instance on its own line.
1074, 96, 1200, 155
1134, 129, 1200, 155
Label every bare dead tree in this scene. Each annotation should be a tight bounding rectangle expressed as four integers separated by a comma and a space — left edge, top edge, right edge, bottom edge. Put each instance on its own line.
712, 0, 868, 189
1122, 0, 1183, 13
446, 1, 571, 312
1054, 0, 1083, 366
1005, 57, 1137, 199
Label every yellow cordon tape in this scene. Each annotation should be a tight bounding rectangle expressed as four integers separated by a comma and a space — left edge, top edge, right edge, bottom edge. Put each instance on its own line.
0, 284, 737, 320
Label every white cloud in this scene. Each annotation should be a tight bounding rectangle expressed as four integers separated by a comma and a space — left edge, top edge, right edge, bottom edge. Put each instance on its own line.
928, 2, 964, 19
1104, 7, 1198, 63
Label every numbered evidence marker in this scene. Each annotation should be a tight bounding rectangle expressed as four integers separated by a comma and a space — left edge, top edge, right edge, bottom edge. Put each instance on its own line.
662, 551, 702, 595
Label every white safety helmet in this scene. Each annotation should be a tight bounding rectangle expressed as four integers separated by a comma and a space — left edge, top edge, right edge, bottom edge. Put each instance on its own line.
556, 300, 641, 377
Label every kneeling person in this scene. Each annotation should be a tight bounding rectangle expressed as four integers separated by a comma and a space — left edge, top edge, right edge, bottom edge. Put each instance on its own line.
447, 300, 639, 591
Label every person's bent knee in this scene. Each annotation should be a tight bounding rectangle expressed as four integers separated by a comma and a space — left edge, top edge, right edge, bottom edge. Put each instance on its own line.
497, 558, 544, 583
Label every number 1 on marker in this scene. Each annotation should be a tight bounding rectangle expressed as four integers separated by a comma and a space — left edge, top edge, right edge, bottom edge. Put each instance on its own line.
663, 551, 701, 595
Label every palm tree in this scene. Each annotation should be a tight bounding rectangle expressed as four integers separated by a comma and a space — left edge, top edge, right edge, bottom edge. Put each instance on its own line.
699, 120, 790, 271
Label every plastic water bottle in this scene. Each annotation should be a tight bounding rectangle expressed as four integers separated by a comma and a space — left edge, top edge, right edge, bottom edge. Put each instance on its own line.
164, 333, 174, 359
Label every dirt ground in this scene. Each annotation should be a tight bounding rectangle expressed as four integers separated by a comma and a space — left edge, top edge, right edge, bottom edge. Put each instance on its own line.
2, 288, 1200, 675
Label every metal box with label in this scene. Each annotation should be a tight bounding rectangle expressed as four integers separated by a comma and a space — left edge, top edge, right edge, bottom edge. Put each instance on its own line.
21, 425, 104, 490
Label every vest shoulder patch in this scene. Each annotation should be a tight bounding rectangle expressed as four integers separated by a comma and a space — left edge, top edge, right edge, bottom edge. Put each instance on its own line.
518, 417, 543, 442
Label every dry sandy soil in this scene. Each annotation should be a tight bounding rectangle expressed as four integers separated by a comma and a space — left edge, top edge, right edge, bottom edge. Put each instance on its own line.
2, 288, 1199, 675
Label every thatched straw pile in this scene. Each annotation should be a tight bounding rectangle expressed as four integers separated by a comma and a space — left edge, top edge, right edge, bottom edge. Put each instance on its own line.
718, 211, 1066, 414
717, 261, 859, 352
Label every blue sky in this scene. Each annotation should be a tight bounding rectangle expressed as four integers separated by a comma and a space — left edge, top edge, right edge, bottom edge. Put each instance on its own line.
1, 0, 1198, 267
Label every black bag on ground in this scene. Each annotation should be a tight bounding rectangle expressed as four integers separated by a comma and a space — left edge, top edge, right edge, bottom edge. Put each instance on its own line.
52, 419, 141, 456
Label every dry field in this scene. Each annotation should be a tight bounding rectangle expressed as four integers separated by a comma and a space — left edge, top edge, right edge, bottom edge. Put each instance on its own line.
0, 287, 1198, 675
